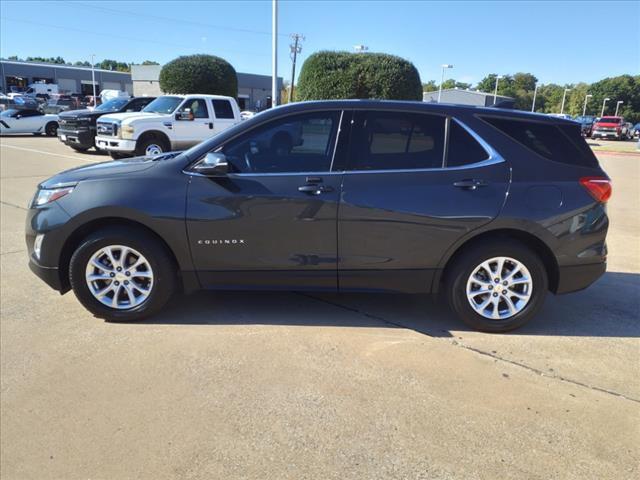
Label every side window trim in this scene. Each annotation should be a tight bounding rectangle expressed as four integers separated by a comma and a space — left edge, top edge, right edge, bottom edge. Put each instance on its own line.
342, 115, 502, 174
442, 116, 451, 168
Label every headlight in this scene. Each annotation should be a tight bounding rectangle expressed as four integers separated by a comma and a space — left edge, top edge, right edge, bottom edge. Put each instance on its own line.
121, 124, 135, 139
32, 186, 75, 207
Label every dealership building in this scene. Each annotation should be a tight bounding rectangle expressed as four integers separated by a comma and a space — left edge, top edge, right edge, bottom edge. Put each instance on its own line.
0, 59, 281, 111
1, 59, 133, 95
131, 64, 282, 110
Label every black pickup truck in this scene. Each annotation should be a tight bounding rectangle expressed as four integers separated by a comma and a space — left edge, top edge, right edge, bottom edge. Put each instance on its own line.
57, 96, 155, 152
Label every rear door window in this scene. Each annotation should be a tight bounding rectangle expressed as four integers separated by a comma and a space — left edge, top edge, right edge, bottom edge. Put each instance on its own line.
447, 120, 490, 167
482, 116, 598, 167
212, 100, 235, 119
349, 111, 445, 170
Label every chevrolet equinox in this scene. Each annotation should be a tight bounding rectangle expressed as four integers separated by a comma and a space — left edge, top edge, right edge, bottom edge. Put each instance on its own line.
26, 101, 611, 332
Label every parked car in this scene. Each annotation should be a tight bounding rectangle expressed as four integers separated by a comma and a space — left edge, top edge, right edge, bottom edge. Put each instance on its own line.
0, 108, 58, 136
94, 94, 241, 158
633, 123, 640, 138
25, 100, 611, 332
591, 116, 631, 140
548, 113, 574, 120
573, 115, 596, 137
58, 96, 156, 152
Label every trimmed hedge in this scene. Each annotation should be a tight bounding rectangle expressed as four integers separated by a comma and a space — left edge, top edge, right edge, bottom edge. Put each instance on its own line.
297, 51, 422, 101
159, 54, 238, 97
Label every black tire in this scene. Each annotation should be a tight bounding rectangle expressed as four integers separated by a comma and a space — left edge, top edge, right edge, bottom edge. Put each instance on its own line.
69, 226, 177, 322
45, 121, 58, 136
135, 135, 169, 157
70, 145, 91, 152
445, 240, 548, 333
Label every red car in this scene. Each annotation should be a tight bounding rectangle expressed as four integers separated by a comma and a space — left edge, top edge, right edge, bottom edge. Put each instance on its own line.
591, 116, 632, 140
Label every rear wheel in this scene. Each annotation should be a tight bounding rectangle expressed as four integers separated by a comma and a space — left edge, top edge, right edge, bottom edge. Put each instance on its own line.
445, 240, 548, 332
45, 122, 58, 136
69, 227, 177, 322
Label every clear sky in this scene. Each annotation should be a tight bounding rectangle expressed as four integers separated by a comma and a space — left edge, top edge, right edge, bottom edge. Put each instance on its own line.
1, 0, 638, 86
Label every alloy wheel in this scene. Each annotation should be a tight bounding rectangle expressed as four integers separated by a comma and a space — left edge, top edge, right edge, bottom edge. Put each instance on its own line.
466, 256, 533, 320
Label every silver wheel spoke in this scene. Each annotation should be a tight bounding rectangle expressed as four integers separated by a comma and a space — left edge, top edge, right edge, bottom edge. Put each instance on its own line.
466, 256, 533, 321
85, 244, 154, 310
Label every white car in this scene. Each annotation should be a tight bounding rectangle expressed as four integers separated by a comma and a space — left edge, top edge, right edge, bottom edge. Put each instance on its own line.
0, 109, 59, 136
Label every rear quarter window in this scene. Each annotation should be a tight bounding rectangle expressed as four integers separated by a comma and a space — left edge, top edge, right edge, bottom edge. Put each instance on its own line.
481, 116, 598, 168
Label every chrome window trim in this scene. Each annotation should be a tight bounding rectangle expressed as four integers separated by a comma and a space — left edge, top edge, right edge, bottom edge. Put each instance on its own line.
184, 114, 504, 177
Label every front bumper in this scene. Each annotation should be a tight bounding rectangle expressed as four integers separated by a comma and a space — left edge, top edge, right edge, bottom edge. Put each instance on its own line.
29, 257, 64, 292
555, 261, 606, 294
58, 128, 94, 149
592, 131, 620, 139
95, 135, 136, 152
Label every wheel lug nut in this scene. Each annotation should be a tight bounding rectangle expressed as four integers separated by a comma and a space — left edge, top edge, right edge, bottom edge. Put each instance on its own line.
503, 281, 508, 286
124, 280, 129, 285
494, 278, 500, 283
493, 292, 498, 297
488, 285, 493, 290
125, 271, 131, 276
110, 273, 115, 277
502, 290, 507, 295
117, 267, 122, 272
114, 281, 120, 286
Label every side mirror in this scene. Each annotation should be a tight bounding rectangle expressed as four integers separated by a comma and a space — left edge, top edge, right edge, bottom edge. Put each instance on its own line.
175, 110, 194, 121
193, 152, 228, 176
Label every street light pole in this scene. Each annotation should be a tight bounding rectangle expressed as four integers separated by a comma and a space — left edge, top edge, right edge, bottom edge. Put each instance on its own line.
437, 64, 453, 103
615, 100, 624, 116
582, 94, 592, 116
493, 75, 503, 105
531, 83, 539, 112
601, 97, 610, 117
271, 0, 278, 108
560, 88, 571, 115
90, 54, 96, 107
289, 33, 304, 103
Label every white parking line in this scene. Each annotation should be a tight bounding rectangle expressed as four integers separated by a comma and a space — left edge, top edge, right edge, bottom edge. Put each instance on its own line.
0, 144, 101, 163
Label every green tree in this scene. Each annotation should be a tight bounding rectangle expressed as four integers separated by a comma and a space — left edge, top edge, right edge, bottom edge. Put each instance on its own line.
297, 51, 422, 101
159, 54, 238, 97
422, 80, 437, 91
99, 59, 130, 72
141, 60, 160, 65
441, 79, 472, 90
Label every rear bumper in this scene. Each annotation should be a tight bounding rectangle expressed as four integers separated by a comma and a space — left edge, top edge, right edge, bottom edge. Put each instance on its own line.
555, 262, 606, 294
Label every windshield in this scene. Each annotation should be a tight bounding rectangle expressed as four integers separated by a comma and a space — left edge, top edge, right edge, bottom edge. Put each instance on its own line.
95, 98, 129, 112
142, 96, 182, 114
598, 117, 621, 124
574, 116, 594, 123
1, 109, 18, 117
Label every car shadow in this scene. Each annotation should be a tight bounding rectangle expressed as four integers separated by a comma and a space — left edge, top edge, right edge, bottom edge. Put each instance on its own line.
142, 271, 640, 338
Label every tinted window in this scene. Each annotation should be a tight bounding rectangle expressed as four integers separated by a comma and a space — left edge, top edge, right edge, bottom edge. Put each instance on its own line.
223, 112, 339, 173
349, 112, 445, 170
212, 100, 235, 119
19, 110, 42, 117
124, 98, 153, 112
482, 116, 598, 167
95, 98, 129, 112
598, 117, 621, 124
179, 98, 208, 119
447, 121, 489, 167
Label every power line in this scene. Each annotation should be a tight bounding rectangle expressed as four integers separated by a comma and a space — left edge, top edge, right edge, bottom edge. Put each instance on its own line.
70, 1, 291, 38
0, 17, 270, 58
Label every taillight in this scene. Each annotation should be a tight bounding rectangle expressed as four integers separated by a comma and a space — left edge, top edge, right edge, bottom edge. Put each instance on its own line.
580, 177, 612, 203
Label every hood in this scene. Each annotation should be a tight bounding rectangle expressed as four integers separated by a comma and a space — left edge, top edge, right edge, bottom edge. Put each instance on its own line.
98, 111, 168, 124
59, 109, 104, 120
40, 156, 160, 189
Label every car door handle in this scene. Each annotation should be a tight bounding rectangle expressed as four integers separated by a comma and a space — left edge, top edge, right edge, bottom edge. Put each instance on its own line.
298, 184, 333, 195
453, 179, 489, 190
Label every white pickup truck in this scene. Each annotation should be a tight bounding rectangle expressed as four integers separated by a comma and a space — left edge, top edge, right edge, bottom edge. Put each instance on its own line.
95, 94, 241, 158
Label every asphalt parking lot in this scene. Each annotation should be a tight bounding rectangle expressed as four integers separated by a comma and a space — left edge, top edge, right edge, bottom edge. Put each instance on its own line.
1, 136, 639, 479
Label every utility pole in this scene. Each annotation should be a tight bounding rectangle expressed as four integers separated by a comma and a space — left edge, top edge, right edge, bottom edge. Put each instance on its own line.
438, 64, 453, 103
582, 94, 592, 116
289, 33, 304, 103
531, 83, 539, 112
90, 54, 96, 107
493, 75, 503, 105
271, 0, 278, 108
560, 88, 571, 115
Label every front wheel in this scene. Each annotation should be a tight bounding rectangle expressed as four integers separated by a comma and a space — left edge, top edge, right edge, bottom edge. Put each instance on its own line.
445, 240, 548, 332
135, 136, 169, 157
45, 122, 58, 136
69, 227, 177, 322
